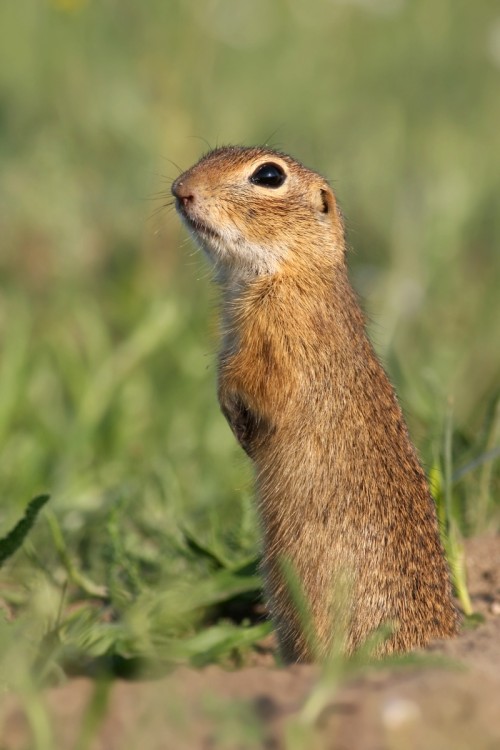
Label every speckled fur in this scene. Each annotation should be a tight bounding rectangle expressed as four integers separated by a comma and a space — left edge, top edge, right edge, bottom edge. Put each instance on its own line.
172, 146, 459, 662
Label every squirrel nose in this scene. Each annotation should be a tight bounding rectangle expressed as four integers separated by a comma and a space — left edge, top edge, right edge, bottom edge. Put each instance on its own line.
172, 177, 195, 210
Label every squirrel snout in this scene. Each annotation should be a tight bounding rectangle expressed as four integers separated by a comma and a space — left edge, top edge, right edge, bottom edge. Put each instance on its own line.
172, 178, 195, 213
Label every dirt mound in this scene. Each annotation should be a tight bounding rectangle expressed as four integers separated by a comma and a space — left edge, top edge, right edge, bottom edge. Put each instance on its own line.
2, 534, 500, 750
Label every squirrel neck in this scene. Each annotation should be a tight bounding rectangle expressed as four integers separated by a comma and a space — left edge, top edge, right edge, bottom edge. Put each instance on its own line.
219, 258, 368, 374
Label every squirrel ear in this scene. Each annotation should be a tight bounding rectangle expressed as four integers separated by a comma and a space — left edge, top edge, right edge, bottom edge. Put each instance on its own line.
317, 187, 335, 215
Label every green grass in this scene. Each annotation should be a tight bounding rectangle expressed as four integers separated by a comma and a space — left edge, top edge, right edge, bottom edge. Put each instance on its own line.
0, 0, 499, 729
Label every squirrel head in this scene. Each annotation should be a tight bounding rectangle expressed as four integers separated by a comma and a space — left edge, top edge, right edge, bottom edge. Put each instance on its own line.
172, 146, 345, 284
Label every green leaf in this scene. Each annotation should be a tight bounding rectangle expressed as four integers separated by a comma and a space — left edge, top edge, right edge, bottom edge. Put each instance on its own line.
0, 495, 50, 568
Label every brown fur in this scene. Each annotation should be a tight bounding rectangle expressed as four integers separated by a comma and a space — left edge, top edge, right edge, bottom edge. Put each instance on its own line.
172, 146, 459, 662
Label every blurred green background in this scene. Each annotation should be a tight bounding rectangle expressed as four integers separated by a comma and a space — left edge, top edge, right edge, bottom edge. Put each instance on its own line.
0, 0, 499, 675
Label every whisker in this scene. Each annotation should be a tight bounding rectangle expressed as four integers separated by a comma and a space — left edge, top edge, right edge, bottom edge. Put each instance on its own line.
158, 155, 184, 175
152, 171, 176, 185
263, 126, 285, 150
141, 192, 174, 201
146, 201, 176, 221
189, 135, 214, 153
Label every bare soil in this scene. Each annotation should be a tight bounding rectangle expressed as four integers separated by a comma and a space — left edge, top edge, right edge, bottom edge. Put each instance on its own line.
2, 534, 500, 750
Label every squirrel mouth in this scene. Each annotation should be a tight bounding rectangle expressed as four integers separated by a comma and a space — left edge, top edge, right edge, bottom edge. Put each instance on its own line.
178, 208, 220, 243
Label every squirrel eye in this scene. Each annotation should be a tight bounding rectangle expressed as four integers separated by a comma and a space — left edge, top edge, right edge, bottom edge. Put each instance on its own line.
250, 162, 286, 188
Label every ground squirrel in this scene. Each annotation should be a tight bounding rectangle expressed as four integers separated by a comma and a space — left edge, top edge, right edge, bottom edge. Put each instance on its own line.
172, 146, 459, 661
